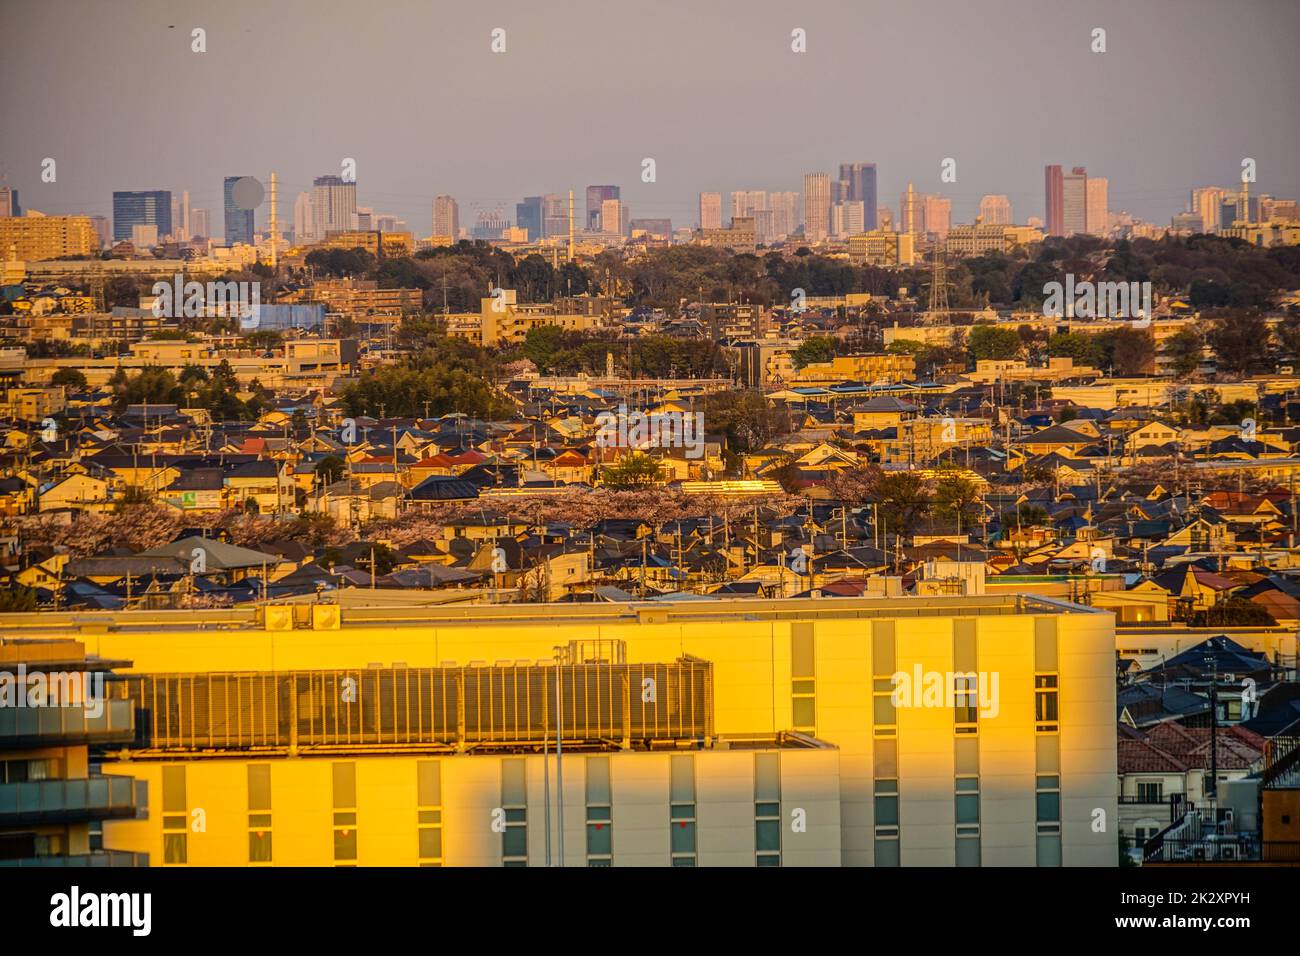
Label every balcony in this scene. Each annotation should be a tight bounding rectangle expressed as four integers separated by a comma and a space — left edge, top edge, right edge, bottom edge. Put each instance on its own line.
0, 699, 135, 747
0, 851, 148, 868
0, 776, 146, 827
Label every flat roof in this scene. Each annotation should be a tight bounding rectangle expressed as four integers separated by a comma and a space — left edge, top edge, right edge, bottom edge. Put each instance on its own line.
0, 593, 1103, 637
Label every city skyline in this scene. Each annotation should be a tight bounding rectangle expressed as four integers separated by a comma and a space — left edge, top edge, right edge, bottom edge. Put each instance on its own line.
2, 0, 1297, 237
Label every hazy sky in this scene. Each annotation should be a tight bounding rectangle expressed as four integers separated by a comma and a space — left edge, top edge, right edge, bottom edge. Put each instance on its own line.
2, 0, 1297, 236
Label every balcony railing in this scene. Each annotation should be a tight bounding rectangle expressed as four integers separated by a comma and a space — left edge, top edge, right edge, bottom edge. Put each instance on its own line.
1144, 837, 1300, 863
0, 851, 149, 868
0, 699, 135, 747
0, 776, 146, 827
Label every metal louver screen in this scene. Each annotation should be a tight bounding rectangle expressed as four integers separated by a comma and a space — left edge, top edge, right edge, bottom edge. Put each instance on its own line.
123, 661, 712, 752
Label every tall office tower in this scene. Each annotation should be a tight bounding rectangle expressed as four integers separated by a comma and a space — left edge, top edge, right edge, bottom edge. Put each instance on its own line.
0, 187, 19, 217
191, 208, 210, 239
223, 176, 257, 246
1190, 187, 1226, 233
433, 195, 459, 240
769, 191, 799, 239
899, 183, 923, 237
1086, 178, 1109, 237
600, 198, 629, 237
1063, 167, 1088, 236
350, 208, 374, 230
839, 162, 878, 229
293, 192, 314, 242
112, 190, 172, 243
542, 194, 566, 238
832, 200, 865, 237
877, 206, 894, 231
978, 194, 1013, 225
923, 195, 951, 239
180, 190, 191, 240
699, 192, 722, 230
585, 185, 619, 230
731, 190, 768, 223
1044, 165, 1065, 236
170, 195, 181, 239
516, 196, 544, 240
803, 172, 831, 242
311, 175, 357, 240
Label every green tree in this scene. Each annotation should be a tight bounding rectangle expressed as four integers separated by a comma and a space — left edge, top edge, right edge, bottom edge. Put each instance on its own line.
314, 456, 346, 485
50, 368, 87, 389
966, 325, 1022, 362
600, 453, 663, 489
791, 336, 836, 370
1164, 328, 1204, 378
932, 472, 981, 529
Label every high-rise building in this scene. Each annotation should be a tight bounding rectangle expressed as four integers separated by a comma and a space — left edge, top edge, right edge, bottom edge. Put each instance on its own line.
293, 192, 314, 243
191, 208, 210, 240
0, 186, 19, 217
432, 195, 459, 241
1044, 165, 1064, 237
1086, 178, 1108, 237
112, 190, 172, 243
1063, 167, 1088, 236
312, 176, 357, 241
600, 198, 628, 237
516, 196, 544, 241
803, 173, 831, 243
699, 192, 722, 230
224, 176, 256, 246
89, 215, 111, 248
731, 191, 767, 224
900, 183, 922, 237
839, 163, 878, 230
923, 195, 951, 239
978, 195, 1012, 225
542, 194, 566, 239
586, 186, 619, 231
832, 200, 865, 237
351, 208, 374, 231
0, 214, 97, 260
769, 192, 799, 239
1190, 186, 1227, 234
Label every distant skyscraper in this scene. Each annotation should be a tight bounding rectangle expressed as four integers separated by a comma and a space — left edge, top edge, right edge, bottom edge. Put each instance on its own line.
600, 198, 628, 237
0, 187, 19, 217
586, 186, 619, 230
191, 208, 210, 240
89, 216, 111, 248
839, 163, 877, 230
699, 192, 722, 230
433, 195, 459, 240
923, 195, 951, 239
224, 176, 256, 246
832, 200, 865, 237
1086, 178, 1109, 237
1044, 165, 1065, 237
1063, 167, 1088, 236
293, 192, 313, 242
900, 183, 922, 237
979, 194, 1012, 225
769, 192, 799, 239
112, 190, 171, 243
731, 191, 767, 224
1190, 187, 1227, 234
803, 173, 831, 242
351, 207, 373, 230
542, 194, 566, 238
311, 175, 356, 240
516, 196, 544, 241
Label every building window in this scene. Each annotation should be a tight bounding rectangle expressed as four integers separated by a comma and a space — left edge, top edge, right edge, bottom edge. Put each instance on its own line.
670, 755, 696, 866
417, 761, 443, 866
1137, 780, 1162, 804
954, 621, 979, 734
247, 764, 272, 864
162, 765, 187, 865
754, 753, 781, 867
501, 758, 527, 867
1034, 675, 1059, 733
586, 756, 612, 867
332, 762, 357, 864
791, 624, 816, 733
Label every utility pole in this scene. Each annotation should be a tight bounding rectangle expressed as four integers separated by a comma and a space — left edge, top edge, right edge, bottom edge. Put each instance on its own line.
554, 648, 565, 866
